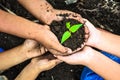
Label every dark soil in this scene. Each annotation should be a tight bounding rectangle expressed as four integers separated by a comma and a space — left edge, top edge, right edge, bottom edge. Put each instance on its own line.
0, 0, 120, 80
50, 19, 85, 50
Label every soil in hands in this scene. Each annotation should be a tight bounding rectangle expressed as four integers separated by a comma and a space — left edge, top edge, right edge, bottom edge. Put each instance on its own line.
50, 18, 85, 51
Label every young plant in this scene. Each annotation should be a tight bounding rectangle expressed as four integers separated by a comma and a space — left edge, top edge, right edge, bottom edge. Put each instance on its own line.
61, 22, 83, 44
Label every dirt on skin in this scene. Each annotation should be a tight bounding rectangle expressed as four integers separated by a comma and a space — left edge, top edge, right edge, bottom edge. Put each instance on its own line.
0, 0, 120, 80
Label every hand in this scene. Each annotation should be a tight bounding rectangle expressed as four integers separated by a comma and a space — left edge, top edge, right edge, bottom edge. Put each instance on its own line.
44, 9, 84, 24
30, 54, 62, 72
55, 9, 84, 23
22, 39, 47, 59
15, 54, 62, 80
56, 46, 95, 66
83, 19, 101, 46
39, 25, 72, 55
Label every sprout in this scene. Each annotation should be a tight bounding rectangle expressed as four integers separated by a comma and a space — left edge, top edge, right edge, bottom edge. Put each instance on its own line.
61, 22, 83, 44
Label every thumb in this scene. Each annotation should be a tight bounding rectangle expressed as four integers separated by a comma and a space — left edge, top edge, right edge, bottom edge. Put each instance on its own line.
55, 55, 69, 62
50, 59, 63, 65
49, 42, 68, 53
44, 25, 50, 30
49, 47, 72, 55
83, 19, 97, 31
47, 59, 62, 69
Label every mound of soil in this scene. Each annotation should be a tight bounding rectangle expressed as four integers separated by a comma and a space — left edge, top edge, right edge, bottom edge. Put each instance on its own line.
50, 18, 85, 50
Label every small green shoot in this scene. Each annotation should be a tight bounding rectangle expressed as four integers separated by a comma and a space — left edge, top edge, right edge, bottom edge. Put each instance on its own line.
69, 24, 83, 33
66, 22, 71, 29
61, 22, 83, 44
61, 31, 71, 44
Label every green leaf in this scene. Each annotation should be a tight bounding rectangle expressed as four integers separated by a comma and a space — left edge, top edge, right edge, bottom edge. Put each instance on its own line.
69, 24, 83, 33
66, 22, 71, 29
61, 31, 71, 44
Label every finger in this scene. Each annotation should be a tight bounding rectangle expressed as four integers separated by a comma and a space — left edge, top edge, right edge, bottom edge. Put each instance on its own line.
50, 59, 62, 65
83, 18, 96, 30
49, 43, 67, 53
23, 39, 39, 49
39, 46, 48, 55
46, 59, 62, 70
84, 26, 89, 34
49, 47, 72, 56
66, 13, 84, 23
56, 55, 70, 61
44, 25, 50, 30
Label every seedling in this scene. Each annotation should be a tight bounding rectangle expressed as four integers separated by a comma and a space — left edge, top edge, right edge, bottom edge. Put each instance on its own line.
61, 22, 83, 44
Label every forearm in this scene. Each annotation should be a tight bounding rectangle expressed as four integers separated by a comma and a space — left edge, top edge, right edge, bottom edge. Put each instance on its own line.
15, 62, 42, 80
18, 0, 55, 24
93, 29, 120, 57
0, 10, 45, 42
86, 50, 120, 80
0, 45, 28, 71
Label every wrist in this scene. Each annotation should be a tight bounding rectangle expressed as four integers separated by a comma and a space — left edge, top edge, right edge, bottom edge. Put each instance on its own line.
88, 28, 102, 47
29, 61, 44, 73
84, 49, 101, 67
19, 45, 31, 60
30, 24, 45, 41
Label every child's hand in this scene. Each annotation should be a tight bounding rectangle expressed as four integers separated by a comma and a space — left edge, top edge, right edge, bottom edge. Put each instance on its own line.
30, 54, 62, 72
54, 9, 84, 23
15, 54, 62, 80
56, 46, 95, 66
21, 39, 47, 59
83, 19, 101, 46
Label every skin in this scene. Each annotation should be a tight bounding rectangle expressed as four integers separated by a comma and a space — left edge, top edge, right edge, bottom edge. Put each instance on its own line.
56, 46, 120, 80
0, 39, 47, 71
0, 39, 61, 80
18, 0, 84, 24
84, 19, 120, 57
0, 0, 84, 55
15, 54, 61, 80
56, 19, 120, 80
0, 10, 69, 55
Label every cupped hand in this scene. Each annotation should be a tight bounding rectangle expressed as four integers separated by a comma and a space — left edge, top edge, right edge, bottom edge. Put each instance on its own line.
39, 25, 72, 55
54, 9, 84, 23
83, 19, 101, 46
31, 54, 62, 71
44, 9, 84, 25
22, 39, 47, 59
56, 46, 95, 66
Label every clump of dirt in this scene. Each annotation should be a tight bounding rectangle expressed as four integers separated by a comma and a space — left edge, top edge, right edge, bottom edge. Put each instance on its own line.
50, 18, 85, 50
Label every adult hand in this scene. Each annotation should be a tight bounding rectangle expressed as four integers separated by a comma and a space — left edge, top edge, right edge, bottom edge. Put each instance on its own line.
56, 46, 95, 66
42, 9, 84, 24
37, 25, 72, 55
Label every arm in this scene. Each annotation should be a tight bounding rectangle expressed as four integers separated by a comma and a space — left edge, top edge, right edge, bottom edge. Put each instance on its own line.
95, 29, 120, 57
18, 0, 57, 24
18, 0, 84, 24
84, 19, 120, 57
86, 49, 120, 80
0, 10, 67, 55
0, 39, 46, 71
0, 45, 27, 71
56, 46, 120, 80
15, 54, 61, 80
